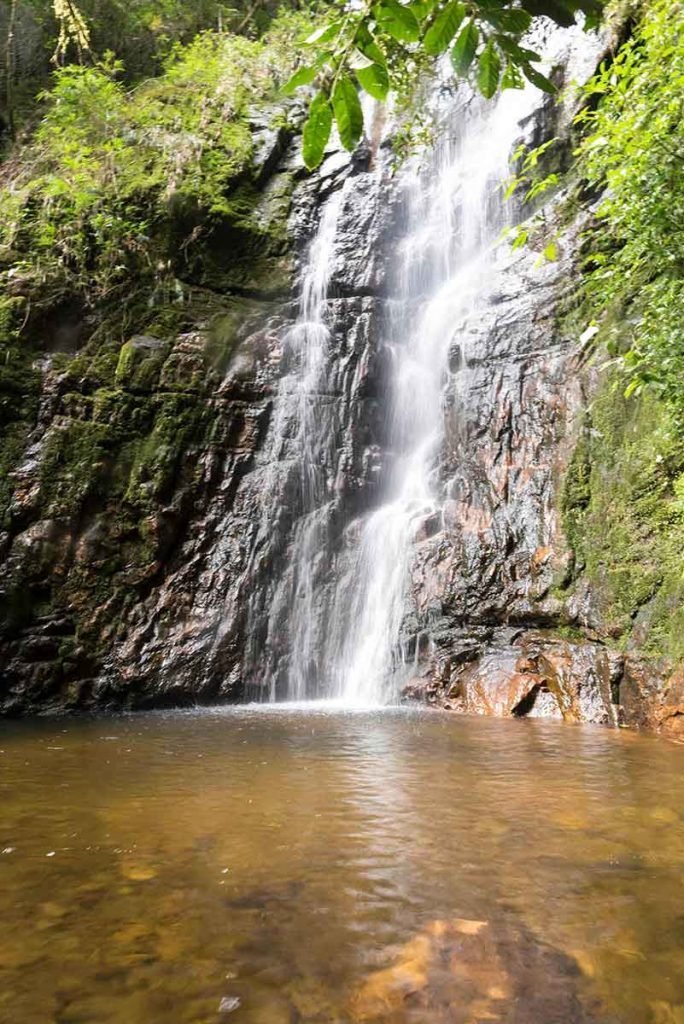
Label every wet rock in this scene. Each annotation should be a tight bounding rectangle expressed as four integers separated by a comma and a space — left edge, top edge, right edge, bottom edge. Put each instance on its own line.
413, 629, 622, 727
621, 658, 684, 740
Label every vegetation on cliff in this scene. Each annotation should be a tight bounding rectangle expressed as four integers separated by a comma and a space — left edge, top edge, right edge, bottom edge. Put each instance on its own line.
578, 0, 684, 417
0, 3, 314, 704
561, 0, 684, 662
1, 0, 682, 706
0, 9, 310, 318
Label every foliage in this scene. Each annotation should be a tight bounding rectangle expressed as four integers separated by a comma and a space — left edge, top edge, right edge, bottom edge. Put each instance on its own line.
52, 0, 91, 63
1, 0, 292, 137
0, 11, 310, 308
285, 0, 602, 168
561, 369, 684, 662
501, 137, 563, 261
575, 0, 684, 421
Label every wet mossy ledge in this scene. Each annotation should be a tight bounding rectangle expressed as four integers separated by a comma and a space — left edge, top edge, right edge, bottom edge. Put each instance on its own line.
0, 286, 287, 713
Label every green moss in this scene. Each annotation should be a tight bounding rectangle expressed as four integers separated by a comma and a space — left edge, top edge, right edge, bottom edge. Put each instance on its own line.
0, 11, 302, 682
0, 341, 41, 427
0, 13, 309, 310
115, 341, 138, 383
561, 429, 591, 558
38, 420, 114, 515
554, 624, 589, 643
205, 296, 263, 372
562, 369, 684, 659
0, 331, 43, 520
0, 422, 32, 518
125, 393, 208, 511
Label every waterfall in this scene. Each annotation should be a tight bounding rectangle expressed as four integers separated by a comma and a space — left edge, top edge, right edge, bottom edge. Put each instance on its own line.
250, 29, 591, 706
326, 86, 548, 706
239, 186, 345, 703
284, 189, 345, 700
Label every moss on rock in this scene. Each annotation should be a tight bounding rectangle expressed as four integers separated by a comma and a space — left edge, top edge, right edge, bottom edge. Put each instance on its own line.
562, 369, 684, 661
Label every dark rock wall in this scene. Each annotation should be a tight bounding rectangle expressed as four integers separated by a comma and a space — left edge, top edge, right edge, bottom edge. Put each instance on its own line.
0, 42, 682, 738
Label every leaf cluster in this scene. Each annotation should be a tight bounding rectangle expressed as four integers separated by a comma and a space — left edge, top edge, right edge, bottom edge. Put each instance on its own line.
285, 0, 602, 168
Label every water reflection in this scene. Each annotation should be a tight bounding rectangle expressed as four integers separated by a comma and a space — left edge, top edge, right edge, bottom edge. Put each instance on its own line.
0, 709, 683, 1022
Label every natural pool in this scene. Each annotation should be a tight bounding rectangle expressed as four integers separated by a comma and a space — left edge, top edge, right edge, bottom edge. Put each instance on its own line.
1, 706, 683, 1023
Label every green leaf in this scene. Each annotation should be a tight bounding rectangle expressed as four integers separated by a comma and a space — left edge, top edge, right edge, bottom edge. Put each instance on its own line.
487, 8, 533, 32
496, 36, 541, 62
409, 0, 436, 20
356, 62, 390, 100
543, 239, 558, 261
283, 65, 318, 95
450, 21, 478, 75
373, 1, 421, 44
519, 0, 575, 27
303, 91, 333, 170
501, 61, 524, 89
355, 24, 387, 65
503, 174, 521, 199
304, 20, 343, 46
423, 1, 466, 55
332, 75, 364, 151
349, 48, 376, 70
624, 376, 642, 399
522, 62, 556, 93
477, 40, 501, 97
511, 227, 529, 250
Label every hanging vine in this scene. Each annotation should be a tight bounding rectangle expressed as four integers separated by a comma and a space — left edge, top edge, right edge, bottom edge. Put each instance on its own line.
52, 0, 91, 64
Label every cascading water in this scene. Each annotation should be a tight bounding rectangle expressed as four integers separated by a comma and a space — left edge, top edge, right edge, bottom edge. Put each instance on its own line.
324, 87, 544, 705
251, 29, 590, 706
241, 185, 346, 702
284, 189, 346, 700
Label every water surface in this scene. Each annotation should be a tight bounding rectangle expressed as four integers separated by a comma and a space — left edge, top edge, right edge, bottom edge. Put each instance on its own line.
1, 707, 683, 1023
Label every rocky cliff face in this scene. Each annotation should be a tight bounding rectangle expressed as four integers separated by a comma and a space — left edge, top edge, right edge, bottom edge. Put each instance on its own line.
1, 39, 683, 738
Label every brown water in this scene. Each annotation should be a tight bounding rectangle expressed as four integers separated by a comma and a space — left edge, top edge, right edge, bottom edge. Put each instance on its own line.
1, 706, 683, 1024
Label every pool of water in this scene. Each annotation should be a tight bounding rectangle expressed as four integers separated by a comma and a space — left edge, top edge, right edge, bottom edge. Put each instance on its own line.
1, 706, 683, 1023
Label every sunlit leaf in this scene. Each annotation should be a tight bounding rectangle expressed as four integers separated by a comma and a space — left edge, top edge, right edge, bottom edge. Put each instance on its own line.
373, 0, 421, 43
356, 62, 390, 100
283, 65, 318, 95
332, 75, 364, 151
302, 91, 332, 169
501, 60, 524, 89
423, 1, 466, 55
450, 21, 478, 74
522, 62, 556, 92
304, 20, 343, 45
356, 24, 387, 64
477, 39, 501, 97
487, 7, 533, 32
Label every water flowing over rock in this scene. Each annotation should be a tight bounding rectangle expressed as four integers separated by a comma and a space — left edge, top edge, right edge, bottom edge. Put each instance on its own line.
0, 23, 681, 736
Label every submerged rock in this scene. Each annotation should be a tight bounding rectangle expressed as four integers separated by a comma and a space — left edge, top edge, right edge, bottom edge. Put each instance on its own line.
350, 916, 602, 1023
